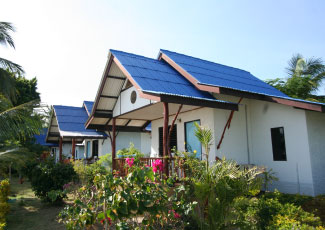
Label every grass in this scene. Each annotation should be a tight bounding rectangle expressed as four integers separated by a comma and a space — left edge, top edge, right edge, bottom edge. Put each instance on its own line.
6, 177, 65, 230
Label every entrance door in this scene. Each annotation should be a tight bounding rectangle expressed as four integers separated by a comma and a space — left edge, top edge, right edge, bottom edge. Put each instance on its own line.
185, 120, 202, 159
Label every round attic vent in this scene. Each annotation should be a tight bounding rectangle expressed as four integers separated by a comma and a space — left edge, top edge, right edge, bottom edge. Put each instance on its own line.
130, 90, 137, 104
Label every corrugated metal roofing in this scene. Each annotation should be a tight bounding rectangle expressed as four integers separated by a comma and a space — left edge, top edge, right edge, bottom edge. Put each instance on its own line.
53, 105, 107, 137
160, 49, 289, 98
110, 49, 235, 105
34, 128, 58, 147
83, 101, 94, 115
160, 49, 325, 106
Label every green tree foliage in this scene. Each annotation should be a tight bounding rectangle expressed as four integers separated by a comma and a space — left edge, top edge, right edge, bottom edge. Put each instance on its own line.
2, 70, 40, 106
0, 22, 44, 142
266, 54, 325, 102
0, 22, 23, 102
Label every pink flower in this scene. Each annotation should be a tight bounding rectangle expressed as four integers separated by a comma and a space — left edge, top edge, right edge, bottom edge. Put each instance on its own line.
125, 158, 134, 167
152, 159, 163, 173
174, 212, 181, 219
169, 209, 181, 219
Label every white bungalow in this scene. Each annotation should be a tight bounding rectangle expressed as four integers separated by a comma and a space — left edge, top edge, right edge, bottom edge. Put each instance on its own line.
86, 49, 325, 196
46, 100, 151, 162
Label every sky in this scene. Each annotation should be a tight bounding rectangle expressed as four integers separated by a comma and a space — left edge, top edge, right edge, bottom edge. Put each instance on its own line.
1, 0, 325, 107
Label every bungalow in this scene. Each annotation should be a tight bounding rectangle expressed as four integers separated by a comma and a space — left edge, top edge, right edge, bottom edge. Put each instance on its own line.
86, 49, 325, 196
46, 101, 151, 162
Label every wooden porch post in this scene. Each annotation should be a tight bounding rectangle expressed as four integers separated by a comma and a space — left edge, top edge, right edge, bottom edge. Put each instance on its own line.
163, 102, 169, 176
112, 118, 116, 171
59, 137, 63, 162
71, 138, 76, 161
168, 104, 183, 157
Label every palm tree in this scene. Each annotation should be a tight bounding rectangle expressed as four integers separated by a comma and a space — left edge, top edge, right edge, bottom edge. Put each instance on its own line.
0, 22, 43, 141
0, 94, 43, 141
285, 54, 325, 100
266, 54, 325, 102
194, 122, 213, 171
0, 22, 24, 101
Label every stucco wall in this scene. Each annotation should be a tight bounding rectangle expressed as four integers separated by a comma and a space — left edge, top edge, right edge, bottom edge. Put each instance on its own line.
249, 100, 314, 195
149, 96, 317, 195
213, 95, 251, 164
97, 132, 151, 157
151, 107, 215, 159
113, 86, 151, 117
306, 111, 325, 195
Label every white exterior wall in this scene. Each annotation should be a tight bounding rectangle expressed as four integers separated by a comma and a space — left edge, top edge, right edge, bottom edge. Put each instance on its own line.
113, 86, 151, 117
306, 111, 325, 195
150, 96, 250, 164
249, 100, 314, 195
84, 132, 151, 158
151, 107, 217, 162
149, 96, 319, 195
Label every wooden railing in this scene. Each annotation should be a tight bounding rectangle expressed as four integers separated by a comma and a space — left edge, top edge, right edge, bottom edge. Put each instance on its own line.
113, 157, 186, 178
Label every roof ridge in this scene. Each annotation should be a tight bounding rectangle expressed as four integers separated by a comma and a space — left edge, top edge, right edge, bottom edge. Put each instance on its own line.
110, 49, 159, 62
160, 49, 250, 74
53, 105, 83, 109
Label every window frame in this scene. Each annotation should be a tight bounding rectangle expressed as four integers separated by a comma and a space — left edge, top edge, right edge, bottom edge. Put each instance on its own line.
184, 119, 202, 160
270, 126, 287, 161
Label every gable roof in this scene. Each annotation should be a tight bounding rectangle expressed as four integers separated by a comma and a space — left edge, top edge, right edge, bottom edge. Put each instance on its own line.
111, 49, 237, 109
53, 105, 107, 138
160, 49, 288, 98
159, 49, 325, 112
83, 101, 94, 116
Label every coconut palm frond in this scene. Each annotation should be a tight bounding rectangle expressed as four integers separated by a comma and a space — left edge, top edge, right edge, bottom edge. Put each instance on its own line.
0, 21, 16, 48
286, 53, 304, 77
0, 95, 44, 140
0, 57, 24, 73
194, 122, 213, 149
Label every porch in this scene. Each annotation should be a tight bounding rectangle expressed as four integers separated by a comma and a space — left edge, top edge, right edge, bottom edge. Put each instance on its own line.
113, 157, 186, 178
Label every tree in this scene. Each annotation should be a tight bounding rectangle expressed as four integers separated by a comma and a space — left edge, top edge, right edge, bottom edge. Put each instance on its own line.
266, 54, 325, 102
0, 22, 24, 102
0, 22, 43, 142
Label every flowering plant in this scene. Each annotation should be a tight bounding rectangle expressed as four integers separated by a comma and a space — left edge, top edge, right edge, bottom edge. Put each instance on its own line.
125, 157, 134, 167
152, 159, 163, 173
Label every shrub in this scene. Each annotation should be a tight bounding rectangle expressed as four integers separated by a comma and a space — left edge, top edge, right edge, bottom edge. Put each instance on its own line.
59, 161, 193, 229
72, 156, 109, 186
28, 158, 77, 203
263, 189, 313, 206
0, 179, 10, 230
234, 193, 324, 230
116, 143, 143, 158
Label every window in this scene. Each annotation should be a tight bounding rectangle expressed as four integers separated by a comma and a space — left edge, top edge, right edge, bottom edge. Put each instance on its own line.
271, 127, 287, 161
159, 125, 177, 157
185, 120, 202, 159
92, 140, 99, 157
86, 141, 91, 158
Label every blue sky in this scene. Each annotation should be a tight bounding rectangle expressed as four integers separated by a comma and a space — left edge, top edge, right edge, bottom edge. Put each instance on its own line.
1, 0, 324, 106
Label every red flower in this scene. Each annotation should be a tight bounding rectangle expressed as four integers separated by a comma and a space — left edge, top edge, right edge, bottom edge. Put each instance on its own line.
100, 217, 112, 225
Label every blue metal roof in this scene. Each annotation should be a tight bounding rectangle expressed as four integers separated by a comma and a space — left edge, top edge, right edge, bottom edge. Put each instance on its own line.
83, 101, 94, 115
110, 49, 235, 105
160, 49, 290, 98
53, 105, 107, 137
34, 128, 58, 147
